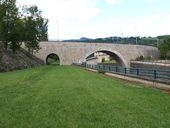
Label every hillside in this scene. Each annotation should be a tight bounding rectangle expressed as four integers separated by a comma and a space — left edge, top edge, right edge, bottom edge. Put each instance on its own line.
63, 35, 170, 47
0, 49, 44, 72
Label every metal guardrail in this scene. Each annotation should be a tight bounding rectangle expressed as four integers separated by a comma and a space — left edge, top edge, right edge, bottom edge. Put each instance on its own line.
73, 63, 170, 84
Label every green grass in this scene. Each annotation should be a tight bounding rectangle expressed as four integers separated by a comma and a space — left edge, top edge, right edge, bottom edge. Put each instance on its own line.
0, 66, 170, 128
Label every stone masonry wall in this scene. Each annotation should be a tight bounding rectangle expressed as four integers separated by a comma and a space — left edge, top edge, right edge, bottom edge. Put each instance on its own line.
34, 41, 160, 68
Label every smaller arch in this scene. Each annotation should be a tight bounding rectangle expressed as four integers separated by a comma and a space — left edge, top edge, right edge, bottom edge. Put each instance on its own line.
46, 53, 60, 65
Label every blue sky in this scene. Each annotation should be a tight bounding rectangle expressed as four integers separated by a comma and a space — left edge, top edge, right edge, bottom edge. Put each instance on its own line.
17, 0, 170, 40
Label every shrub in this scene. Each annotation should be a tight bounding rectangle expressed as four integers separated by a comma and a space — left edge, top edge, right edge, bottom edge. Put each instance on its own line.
98, 69, 105, 74
101, 58, 105, 63
135, 56, 144, 61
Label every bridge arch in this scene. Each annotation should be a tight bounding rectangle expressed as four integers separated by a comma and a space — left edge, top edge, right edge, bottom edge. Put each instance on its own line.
84, 50, 128, 67
46, 53, 60, 65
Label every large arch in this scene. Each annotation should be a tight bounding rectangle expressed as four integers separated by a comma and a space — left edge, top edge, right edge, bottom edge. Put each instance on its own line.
84, 50, 128, 67
46, 53, 60, 65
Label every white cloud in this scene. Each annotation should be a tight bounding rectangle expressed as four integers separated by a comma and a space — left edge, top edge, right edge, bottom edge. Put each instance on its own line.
106, 0, 121, 5
17, 0, 102, 39
114, 15, 170, 37
73, 14, 170, 38
105, 0, 155, 4
17, 0, 101, 23
144, 0, 155, 3
17, 0, 170, 39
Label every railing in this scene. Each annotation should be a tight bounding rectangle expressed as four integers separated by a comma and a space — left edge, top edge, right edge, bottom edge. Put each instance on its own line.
73, 63, 170, 84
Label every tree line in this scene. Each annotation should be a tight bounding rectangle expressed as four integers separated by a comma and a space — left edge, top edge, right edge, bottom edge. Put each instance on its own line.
65, 35, 170, 47
0, 0, 48, 54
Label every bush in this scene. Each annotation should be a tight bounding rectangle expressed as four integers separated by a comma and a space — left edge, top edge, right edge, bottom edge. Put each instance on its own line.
97, 64, 105, 74
98, 69, 105, 74
135, 56, 144, 61
101, 58, 105, 63
159, 38, 170, 60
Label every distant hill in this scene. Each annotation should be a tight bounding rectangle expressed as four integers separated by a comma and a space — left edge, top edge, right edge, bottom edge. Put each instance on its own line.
63, 35, 170, 47
63, 37, 92, 42
79, 37, 92, 42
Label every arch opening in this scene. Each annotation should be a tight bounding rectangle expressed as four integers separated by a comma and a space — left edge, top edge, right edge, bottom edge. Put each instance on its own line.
85, 50, 127, 67
46, 53, 60, 65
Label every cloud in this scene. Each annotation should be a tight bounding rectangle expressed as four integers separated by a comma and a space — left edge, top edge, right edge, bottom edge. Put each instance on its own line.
144, 0, 155, 2
106, 0, 121, 5
17, 0, 102, 39
17, 0, 169, 39
17, 0, 101, 22
75, 14, 170, 38
115, 15, 170, 37
105, 0, 155, 4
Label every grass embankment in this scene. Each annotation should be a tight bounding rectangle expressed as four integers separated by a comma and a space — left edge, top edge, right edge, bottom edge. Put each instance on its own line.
0, 66, 170, 128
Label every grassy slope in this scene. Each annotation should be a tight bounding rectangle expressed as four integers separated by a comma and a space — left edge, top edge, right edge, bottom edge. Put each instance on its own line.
0, 66, 169, 128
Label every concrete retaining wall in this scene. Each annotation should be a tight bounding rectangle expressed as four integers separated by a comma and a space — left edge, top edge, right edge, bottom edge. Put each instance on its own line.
131, 61, 170, 70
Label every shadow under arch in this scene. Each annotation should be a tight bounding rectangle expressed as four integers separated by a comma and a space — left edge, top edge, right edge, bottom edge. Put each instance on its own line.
85, 50, 128, 67
46, 53, 60, 65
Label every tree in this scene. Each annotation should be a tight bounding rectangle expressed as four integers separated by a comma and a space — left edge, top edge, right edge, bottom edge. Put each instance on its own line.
159, 38, 170, 59
0, 1, 48, 54
0, 0, 19, 52
23, 5, 48, 53
9, 18, 25, 52
0, 0, 8, 50
0, 0, 4, 58
37, 18, 48, 41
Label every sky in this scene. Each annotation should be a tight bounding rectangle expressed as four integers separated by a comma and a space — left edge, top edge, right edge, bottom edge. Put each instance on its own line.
17, 0, 170, 40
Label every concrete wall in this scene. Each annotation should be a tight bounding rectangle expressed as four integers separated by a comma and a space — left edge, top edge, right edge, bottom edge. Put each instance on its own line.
131, 61, 170, 70
34, 41, 160, 68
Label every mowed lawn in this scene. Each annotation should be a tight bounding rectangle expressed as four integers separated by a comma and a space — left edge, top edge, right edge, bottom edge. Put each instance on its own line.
0, 66, 170, 128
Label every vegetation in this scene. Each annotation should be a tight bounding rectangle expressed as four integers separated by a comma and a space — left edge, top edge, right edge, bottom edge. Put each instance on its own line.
0, 0, 48, 53
23, 5, 48, 53
102, 60, 116, 64
102, 56, 116, 64
135, 55, 153, 61
159, 38, 170, 60
64, 35, 170, 47
0, 66, 170, 128
101, 58, 105, 63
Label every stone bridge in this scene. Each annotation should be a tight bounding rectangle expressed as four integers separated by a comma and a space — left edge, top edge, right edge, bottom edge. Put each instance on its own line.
34, 41, 160, 68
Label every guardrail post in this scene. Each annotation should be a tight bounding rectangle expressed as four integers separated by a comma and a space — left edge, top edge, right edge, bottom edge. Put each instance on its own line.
124, 68, 127, 75
108, 66, 110, 72
137, 69, 139, 76
154, 70, 157, 80
116, 66, 118, 72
